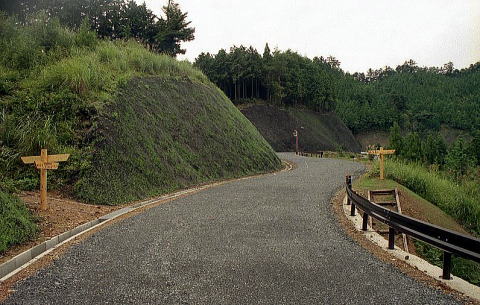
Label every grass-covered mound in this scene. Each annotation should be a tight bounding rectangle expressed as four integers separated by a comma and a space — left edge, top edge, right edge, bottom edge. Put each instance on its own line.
241, 104, 361, 152
0, 15, 281, 206
76, 78, 281, 204
0, 191, 37, 253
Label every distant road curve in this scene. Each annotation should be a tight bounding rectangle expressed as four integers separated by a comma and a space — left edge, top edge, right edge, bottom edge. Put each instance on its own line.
4, 153, 459, 304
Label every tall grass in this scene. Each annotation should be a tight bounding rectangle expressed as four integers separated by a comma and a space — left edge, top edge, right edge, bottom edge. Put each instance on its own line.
381, 159, 480, 235
1, 14, 211, 157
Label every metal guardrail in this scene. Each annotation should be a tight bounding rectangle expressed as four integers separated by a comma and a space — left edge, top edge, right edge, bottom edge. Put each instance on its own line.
345, 175, 480, 280
296, 151, 324, 158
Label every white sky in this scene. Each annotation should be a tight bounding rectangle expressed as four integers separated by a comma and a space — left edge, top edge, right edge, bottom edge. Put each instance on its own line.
137, 0, 480, 73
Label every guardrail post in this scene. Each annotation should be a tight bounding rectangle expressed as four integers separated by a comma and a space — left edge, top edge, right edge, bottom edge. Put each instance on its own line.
362, 213, 368, 231
442, 252, 452, 280
346, 175, 356, 215
345, 176, 351, 205
388, 227, 395, 249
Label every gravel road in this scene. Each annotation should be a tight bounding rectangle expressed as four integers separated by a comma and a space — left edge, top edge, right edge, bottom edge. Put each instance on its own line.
4, 153, 459, 304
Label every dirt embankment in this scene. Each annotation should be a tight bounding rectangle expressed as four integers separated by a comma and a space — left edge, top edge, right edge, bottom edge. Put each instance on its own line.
240, 104, 361, 152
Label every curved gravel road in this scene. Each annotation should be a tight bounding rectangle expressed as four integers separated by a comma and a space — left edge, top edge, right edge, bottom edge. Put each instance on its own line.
4, 153, 459, 304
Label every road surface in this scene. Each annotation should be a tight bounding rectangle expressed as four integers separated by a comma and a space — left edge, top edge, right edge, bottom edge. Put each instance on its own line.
4, 153, 459, 304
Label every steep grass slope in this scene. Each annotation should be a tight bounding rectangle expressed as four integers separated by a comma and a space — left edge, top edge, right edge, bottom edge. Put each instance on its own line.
0, 16, 281, 251
75, 78, 281, 205
241, 104, 361, 152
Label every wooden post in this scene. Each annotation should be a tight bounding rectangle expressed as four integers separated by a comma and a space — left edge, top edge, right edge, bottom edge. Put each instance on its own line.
21, 149, 70, 211
380, 148, 385, 180
367, 147, 395, 180
40, 149, 48, 210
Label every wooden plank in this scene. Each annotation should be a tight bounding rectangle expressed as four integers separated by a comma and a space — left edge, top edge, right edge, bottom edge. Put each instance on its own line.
394, 188, 409, 253
368, 149, 395, 155
35, 162, 59, 170
367, 191, 373, 228
47, 154, 70, 163
21, 156, 41, 164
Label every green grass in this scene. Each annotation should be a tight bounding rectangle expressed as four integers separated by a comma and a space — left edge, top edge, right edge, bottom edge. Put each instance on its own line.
75, 78, 281, 205
377, 160, 480, 236
415, 240, 480, 286
0, 191, 37, 253
1, 16, 280, 206
355, 177, 469, 233
358, 167, 480, 286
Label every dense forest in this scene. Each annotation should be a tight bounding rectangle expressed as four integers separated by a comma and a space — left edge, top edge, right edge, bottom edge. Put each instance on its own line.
194, 46, 480, 133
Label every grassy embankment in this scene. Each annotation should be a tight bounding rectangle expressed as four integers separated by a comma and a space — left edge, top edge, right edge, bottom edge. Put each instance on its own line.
0, 191, 37, 253
357, 161, 480, 285
0, 16, 281, 251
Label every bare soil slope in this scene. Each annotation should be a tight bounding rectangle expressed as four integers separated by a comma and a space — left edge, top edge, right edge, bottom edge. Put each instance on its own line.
241, 104, 361, 152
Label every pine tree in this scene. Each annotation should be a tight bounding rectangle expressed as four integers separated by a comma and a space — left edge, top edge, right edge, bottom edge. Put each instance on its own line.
388, 122, 402, 154
445, 138, 475, 180
154, 1, 195, 57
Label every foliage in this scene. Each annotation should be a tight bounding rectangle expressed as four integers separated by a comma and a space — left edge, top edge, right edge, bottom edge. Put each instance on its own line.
414, 240, 480, 286
0, 15, 280, 207
1, 0, 194, 57
0, 191, 38, 253
155, 1, 195, 56
194, 46, 340, 113
195, 44, 480, 133
422, 133, 447, 165
388, 122, 402, 154
445, 138, 476, 180
383, 160, 480, 235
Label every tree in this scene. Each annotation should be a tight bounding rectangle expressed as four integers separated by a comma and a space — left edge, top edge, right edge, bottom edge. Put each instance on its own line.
388, 122, 402, 154
445, 138, 476, 180
154, 1, 194, 57
401, 132, 422, 162
422, 133, 446, 165
469, 130, 480, 166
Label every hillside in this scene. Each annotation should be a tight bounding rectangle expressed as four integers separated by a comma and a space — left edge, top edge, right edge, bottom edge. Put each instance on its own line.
76, 78, 281, 204
195, 46, 480, 134
240, 104, 361, 152
0, 16, 281, 250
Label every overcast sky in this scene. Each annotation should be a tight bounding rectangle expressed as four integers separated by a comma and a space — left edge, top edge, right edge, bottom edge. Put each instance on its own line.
137, 0, 480, 73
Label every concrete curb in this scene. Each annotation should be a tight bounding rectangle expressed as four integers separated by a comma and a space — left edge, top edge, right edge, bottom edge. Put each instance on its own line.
0, 163, 293, 282
342, 195, 480, 302
0, 185, 210, 282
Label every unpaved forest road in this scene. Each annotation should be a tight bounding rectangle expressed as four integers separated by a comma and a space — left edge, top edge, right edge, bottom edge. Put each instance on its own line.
4, 153, 459, 304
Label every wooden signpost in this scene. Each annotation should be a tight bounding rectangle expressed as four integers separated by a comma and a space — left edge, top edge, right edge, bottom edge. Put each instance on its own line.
367, 147, 395, 180
21, 149, 70, 211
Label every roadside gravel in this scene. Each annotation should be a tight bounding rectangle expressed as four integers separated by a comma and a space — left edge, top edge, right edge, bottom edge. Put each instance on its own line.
3, 153, 460, 304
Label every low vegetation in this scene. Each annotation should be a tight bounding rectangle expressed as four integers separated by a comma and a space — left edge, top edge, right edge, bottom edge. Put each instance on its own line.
356, 174, 480, 286
0, 15, 281, 250
379, 160, 480, 236
0, 191, 38, 253
414, 241, 480, 286
76, 78, 281, 205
